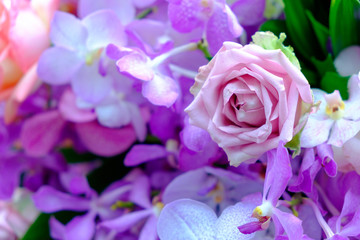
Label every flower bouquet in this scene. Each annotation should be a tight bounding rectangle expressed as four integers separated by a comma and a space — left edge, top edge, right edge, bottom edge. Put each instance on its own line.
1, 0, 360, 239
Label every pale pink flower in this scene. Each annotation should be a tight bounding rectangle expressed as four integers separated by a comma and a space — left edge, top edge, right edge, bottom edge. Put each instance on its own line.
0, 189, 38, 239
0, 0, 59, 123
185, 41, 312, 166
301, 74, 360, 148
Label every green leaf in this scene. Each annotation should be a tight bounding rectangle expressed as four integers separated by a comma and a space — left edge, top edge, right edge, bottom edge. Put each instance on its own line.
22, 211, 85, 240
87, 153, 130, 193
311, 54, 336, 76
22, 213, 51, 240
301, 67, 318, 87
330, 0, 360, 56
306, 10, 329, 55
60, 148, 97, 163
259, 20, 287, 38
285, 129, 302, 158
252, 32, 300, 69
320, 72, 350, 99
283, 0, 325, 61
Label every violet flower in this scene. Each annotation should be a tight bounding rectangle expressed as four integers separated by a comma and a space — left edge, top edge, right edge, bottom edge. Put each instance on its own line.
99, 173, 163, 240
37, 9, 127, 104
167, 0, 243, 54
238, 142, 304, 240
33, 172, 136, 240
289, 143, 337, 194
157, 198, 256, 240
162, 166, 263, 215
305, 188, 360, 240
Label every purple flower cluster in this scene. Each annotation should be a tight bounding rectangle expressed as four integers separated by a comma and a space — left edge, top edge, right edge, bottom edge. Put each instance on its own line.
1, 0, 360, 240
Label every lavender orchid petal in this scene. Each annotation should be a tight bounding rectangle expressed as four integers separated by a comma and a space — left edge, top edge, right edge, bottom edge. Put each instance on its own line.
206, 4, 242, 54
129, 104, 147, 141
216, 202, 256, 240
142, 74, 179, 107
124, 144, 168, 167
82, 10, 127, 51
71, 64, 112, 104
37, 47, 83, 85
328, 119, 360, 147
157, 199, 217, 240
33, 186, 91, 213
231, 0, 265, 26
78, 0, 135, 25
272, 208, 303, 240
264, 142, 292, 205
101, 209, 153, 232
59, 173, 92, 196
49, 217, 65, 240
316, 143, 337, 177
116, 51, 154, 81
167, 0, 205, 33
129, 175, 152, 209
95, 101, 132, 128
339, 207, 360, 236
65, 212, 96, 240
288, 148, 321, 193
50, 11, 87, 51
139, 215, 158, 240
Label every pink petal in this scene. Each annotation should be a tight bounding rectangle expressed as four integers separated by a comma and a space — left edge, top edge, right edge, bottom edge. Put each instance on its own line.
20, 110, 66, 157
142, 74, 179, 107
328, 119, 360, 147
9, 7, 49, 71
116, 51, 154, 81
75, 120, 136, 157
59, 88, 97, 123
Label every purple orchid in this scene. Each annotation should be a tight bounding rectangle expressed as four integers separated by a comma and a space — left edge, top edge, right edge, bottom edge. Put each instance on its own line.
238, 142, 304, 240
77, 0, 136, 25
157, 198, 257, 240
108, 41, 200, 107
19, 104, 141, 157
99, 172, 163, 240
289, 143, 337, 194
32, 171, 139, 240
162, 166, 263, 214
167, 0, 243, 54
301, 74, 360, 148
305, 187, 360, 240
37, 9, 127, 104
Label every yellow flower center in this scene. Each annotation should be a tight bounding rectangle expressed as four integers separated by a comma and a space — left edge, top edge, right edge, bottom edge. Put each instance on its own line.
325, 99, 345, 120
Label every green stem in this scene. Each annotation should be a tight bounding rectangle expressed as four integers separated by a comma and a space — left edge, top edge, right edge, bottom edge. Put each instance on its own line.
197, 40, 213, 61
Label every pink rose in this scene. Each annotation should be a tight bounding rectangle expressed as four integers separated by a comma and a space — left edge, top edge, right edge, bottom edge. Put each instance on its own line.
185, 41, 313, 166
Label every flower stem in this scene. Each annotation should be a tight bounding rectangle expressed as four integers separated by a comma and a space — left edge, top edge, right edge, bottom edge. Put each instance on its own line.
303, 198, 335, 239
197, 39, 213, 61
152, 42, 198, 67
169, 64, 198, 79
